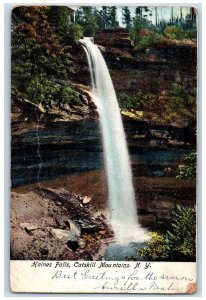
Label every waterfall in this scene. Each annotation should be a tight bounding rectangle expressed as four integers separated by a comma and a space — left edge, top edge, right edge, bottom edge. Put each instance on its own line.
82, 37, 148, 244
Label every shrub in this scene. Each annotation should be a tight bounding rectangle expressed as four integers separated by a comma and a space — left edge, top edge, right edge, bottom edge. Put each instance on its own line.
185, 28, 197, 39
27, 76, 60, 105
27, 76, 81, 107
176, 151, 196, 180
118, 93, 136, 109
139, 205, 196, 261
138, 32, 161, 48
139, 232, 169, 260
129, 27, 161, 49
165, 84, 196, 118
118, 92, 159, 111
57, 86, 82, 106
69, 23, 84, 43
163, 25, 186, 40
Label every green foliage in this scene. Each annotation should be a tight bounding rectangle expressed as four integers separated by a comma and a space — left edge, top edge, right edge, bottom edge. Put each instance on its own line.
11, 6, 81, 108
165, 84, 196, 118
48, 6, 70, 37
119, 84, 196, 122
184, 28, 197, 39
118, 92, 159, 112
177, 166, 196, 180
163, 25, 197, 40
118, 93, 137, 109
68, 23, 84, 43
76, 6, 100, 36
139, 205, 196, 261
171, 83, 186, 97
26, 76, 81, 106
132, 15, 152, 32
138, 32, 161, 47
176, 151, 196, 180
58, 86, 82, 106
27, 76, 59, 104
164, 25, 186, 39
76, 6, 119, 34
134, 6, 152, 21
108, 6, 119, 29
129, 16, 161, 48
122, 6, 132, 28
139, 232, 169, 260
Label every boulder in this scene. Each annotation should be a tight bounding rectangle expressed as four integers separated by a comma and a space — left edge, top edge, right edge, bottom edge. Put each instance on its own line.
20, 223, 39, 232
65, 219, 81, 237
51, 228, 78, 243
82, 196, 92, 204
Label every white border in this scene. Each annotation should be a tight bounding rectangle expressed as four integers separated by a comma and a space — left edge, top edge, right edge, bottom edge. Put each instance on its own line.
1, 1, 205, 299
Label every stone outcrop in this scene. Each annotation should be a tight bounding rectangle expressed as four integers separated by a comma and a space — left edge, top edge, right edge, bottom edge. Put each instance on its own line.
94, 29, 197, 95
10, 187, 113, 260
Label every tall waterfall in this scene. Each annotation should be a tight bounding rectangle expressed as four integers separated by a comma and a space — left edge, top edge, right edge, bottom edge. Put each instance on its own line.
82, 37, 147, 244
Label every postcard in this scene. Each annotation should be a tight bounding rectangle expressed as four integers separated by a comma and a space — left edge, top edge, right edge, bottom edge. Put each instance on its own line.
10, 5, 197, 293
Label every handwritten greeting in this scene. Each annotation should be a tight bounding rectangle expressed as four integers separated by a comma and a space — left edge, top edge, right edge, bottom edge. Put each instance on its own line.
10, 260, 196, 293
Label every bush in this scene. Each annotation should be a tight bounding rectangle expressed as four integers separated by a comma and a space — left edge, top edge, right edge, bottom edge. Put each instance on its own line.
118, 92, 159, 111
138, 32, 161, 48
118, 93, 136, 109
163, 25, 186, 40
57, 86, 82, 106
27, 76, 81, 107
171, 83, 186, 97
176, 151, 196, 180
12, 6, 81, 110
129, 27, 161, 49
69, 23, 83, 43
27, 76, 60, 105
139, 205, 196, 261
165, 84, 196, 118
185, 28, 197, 39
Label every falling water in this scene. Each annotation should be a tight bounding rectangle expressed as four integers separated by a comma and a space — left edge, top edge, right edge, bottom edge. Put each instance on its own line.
82, 37, 147, 244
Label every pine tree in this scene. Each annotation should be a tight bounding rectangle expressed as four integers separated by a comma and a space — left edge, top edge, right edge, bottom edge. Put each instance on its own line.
122, 6, 131, 28
108, 6, 119, 29
48, 6, 70, 38
76, 6, 100, 36
99, 6, 110, 29
135, 7, 143, 19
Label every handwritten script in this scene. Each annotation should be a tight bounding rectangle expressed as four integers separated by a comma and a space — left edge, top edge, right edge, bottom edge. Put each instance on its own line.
10, 260, 196, 293
30, 261, 195, 293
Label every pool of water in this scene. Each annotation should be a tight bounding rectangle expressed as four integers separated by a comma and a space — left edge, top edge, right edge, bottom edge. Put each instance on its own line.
104, 242, 146, 261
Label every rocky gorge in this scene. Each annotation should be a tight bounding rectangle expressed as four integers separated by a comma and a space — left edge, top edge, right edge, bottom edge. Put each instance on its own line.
11, 29, 196, 261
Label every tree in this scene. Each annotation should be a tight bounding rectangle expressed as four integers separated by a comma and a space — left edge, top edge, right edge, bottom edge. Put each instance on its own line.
98, 6, 110, 29
76, 6, 100, 36
48, 6, 70, 38
180, 7, 183, 21
135, 7, 143, 19
11, 6, 78, 107
171, 7, 174, 24
108, 6, 119, 29
134, 6, 152, 20
122, 6, 131, 28
155, 7, 158, 27
190, 7, 196, 22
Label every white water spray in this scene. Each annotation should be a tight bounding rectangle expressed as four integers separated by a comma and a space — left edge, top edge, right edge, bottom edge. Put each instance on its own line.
82, 37, 148, 244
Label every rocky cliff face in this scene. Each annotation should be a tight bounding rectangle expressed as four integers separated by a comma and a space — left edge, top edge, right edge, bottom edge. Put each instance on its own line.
94, 29, 197, 95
